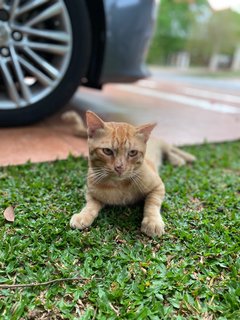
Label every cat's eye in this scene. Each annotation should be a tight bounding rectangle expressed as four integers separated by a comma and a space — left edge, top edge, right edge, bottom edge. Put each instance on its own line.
102, 148, 114, 156
128, 150, 138, 157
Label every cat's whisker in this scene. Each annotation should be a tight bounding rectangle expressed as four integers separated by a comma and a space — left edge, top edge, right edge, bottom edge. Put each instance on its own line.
130, 174, 145, 194
130, 177, 143, 194
92, 167, 112, 175
90, 171, 104, 178
93, 177, 105, 184
91, 169, 104, 175
89, 171, 105, 180
133, 173, 146, 194
130, 176, 139, 191
91, 176, 105, 184
89, 170, 109, 184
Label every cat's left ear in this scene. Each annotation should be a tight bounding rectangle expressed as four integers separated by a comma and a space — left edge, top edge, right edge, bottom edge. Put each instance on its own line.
86, 111, 105, 138
136, 123, 157, 142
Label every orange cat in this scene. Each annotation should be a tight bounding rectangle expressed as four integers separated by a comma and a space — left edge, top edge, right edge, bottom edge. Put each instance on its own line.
62, 111, 195, 237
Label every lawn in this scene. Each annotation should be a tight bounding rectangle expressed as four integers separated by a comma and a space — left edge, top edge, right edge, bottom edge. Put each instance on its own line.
0, 141, 239, 320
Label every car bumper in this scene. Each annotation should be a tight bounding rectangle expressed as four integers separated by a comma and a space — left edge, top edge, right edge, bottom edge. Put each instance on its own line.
101, 0, 157, 84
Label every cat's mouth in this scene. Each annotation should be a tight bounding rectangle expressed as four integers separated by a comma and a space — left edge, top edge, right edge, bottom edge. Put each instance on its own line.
111, 172, 129, 180
112, 174, 125, 180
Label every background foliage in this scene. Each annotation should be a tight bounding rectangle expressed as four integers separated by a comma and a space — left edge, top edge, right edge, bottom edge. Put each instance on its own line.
148, 0, 240, 66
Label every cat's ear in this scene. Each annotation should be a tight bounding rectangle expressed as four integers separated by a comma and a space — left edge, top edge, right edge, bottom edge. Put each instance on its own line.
136, 123, 156, 142
86, 111, 105, 138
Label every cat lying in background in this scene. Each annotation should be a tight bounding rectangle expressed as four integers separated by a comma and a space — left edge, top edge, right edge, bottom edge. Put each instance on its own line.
62, 111, 196, 238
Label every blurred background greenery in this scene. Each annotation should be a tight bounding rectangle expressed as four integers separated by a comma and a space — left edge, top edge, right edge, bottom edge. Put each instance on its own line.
148, 0, 240, 72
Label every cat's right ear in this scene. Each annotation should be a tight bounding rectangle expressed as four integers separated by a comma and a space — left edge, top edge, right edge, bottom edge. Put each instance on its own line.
136, 123, 156, 143
86, 111, 105, 138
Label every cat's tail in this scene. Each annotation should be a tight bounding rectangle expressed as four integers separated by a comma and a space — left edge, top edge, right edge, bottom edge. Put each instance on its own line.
61, 110, 88, 138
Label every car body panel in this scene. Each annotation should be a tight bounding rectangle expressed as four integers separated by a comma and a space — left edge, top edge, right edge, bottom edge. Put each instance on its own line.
100, 0, 157, 84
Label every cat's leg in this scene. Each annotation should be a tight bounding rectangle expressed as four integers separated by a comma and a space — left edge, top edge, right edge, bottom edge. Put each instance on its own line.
167, 151, 186, 166
171, 146, 196, 163
141, 184, 165, 237
70, 193, 103, 230
158, 139, 196, 166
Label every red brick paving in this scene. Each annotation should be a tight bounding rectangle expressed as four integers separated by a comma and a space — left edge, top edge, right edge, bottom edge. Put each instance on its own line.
0, 114, 88, 166
0, 73, 239, 167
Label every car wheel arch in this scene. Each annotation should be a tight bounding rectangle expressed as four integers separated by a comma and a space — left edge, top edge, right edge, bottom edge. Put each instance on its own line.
84, 0, 106, 89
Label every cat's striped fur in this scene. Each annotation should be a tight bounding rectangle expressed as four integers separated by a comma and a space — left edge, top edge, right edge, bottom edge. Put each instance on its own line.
62, 110, 196, 237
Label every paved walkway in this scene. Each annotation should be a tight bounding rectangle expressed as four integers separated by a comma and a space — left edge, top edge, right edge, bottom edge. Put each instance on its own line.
0, 69, 239, 166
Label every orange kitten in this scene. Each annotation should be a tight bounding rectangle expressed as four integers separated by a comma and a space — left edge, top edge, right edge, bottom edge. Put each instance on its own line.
64, 111, 195, 238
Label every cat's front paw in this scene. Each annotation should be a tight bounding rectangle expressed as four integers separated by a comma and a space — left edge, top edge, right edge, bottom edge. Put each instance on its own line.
70, 212, 94, 230
141, 217, 165, 238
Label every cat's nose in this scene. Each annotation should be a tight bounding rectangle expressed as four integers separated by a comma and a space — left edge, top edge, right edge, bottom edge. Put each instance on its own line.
114, 165, 124, 175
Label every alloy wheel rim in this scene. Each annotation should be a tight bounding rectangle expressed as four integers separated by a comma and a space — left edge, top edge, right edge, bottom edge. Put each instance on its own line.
0, 0, 72, 110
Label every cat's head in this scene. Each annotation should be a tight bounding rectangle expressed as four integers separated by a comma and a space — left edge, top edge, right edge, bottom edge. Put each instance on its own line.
86, 111, 156, 179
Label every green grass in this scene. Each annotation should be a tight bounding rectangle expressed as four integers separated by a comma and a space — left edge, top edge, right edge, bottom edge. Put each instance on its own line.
0, 141, 239, 320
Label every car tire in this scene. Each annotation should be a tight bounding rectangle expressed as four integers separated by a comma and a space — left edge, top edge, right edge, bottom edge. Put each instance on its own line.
0, 0, 91, 127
